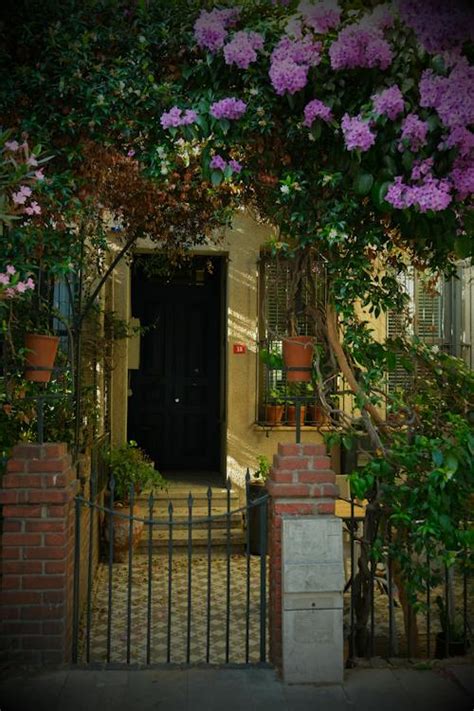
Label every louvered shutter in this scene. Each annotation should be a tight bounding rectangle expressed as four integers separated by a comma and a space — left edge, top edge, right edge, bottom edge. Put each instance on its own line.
387, 270, 415, 392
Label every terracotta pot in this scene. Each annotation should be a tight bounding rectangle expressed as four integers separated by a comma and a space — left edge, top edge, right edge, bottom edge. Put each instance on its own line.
265, 404, 284, 426
24, 334, 60, 382
282, 336, 314, 382
104, 504, 144, 563
286, 405, 306, 427
307, 403, 328, 426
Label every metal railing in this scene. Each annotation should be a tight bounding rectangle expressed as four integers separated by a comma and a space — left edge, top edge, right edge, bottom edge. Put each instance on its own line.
71, 470, 269, 666
340, 496, 472, 660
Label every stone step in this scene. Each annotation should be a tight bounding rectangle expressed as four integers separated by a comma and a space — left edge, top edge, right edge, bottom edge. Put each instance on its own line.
138, 528, 246, 550
144, 514, 243, 531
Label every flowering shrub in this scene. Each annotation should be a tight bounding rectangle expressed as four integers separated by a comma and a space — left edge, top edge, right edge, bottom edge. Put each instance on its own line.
210, 97, 247, 120
0, 265, 34, 299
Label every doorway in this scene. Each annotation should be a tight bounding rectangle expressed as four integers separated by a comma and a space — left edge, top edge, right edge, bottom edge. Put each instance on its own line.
128, 256, 225, 476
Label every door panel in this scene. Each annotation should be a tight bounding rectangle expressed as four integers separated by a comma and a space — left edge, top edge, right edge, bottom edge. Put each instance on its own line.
128, 258, 222, 473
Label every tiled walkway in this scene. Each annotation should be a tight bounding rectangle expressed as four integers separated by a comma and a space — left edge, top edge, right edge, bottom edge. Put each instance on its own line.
78, 554, 268, 665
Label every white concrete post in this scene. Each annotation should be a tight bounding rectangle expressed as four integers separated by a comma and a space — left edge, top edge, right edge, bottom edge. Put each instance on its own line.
282, 516, 344, 684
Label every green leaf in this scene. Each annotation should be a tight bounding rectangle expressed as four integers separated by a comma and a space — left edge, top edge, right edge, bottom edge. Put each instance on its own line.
355, 173, 374, 195
445, 453, 459, 475
454, 236, 473, 259
402, 151, 414, 172
371, 181, 390, 209
211, 171, 223, 187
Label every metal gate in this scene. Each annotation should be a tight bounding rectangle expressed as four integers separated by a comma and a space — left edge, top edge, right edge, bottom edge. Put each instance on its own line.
71, 473, 269, 666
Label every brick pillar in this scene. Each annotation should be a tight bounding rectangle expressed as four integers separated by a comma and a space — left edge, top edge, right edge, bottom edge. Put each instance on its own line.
0, 443, 78, 664
267, 442, 338, 671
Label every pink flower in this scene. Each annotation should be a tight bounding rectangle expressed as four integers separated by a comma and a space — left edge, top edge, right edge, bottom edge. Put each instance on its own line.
12, 185, 32, 205
269, 58, 309, 95
303, 99, 333, 127
194, 8, 240, 52
0, 274, 10, 285
372, 85, 405, 120
341, 114, 376, 152
210, 155, 227, 171
399, 113, 429, 152
27, 155, 38, 167
160, 106, 199, 129
34, 169, 45, 180
229, 159, 242, 173
16, 282, 28, 293
329, 22, 393, 71
4, 140, 19, 151
6, 265, 16, 275
25, 277, 35, 290
298, 0, 341, 34
24, 201, 41, 216
210, 98, 247, 120
127, 149, 136, 158
224, 31, 264, 69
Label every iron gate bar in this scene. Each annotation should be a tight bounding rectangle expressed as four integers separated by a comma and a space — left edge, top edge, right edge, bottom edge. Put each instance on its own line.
72, 496, 81, 664
245, 470, 251, 664
388, 523, 394, 658
86, 470, 96, 662
426, 550, 431, 658
370, 555, 375, 657
259, 494, 268, 663
146, 493, 154, 665
444, 564, 450, 658
127, 485, 134, 665
226, 477, 231, 663
72, 489, 270, 666
206, 487, 212, 663
106, 476, 115, 663
187, 493, 193, 664
463, 520, 468, 654
167, 501, 173, 663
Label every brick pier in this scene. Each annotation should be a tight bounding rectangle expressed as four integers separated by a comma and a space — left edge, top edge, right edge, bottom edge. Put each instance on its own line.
0, 443, 78, 664
267, 442, 338, 671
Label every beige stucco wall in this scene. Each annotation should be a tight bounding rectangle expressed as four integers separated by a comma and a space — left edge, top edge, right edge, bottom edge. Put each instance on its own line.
109, 210, 331, 490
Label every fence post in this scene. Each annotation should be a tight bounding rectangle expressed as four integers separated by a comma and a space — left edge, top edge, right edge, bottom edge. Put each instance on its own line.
0, 443, 79, 664
268, 442, 343, 684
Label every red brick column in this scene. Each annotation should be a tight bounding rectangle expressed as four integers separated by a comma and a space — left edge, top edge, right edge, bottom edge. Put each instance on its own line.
267, 442, 338, 669
0, 443, 78, 664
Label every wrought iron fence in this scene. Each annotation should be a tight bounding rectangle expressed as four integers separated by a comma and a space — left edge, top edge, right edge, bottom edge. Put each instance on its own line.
72, 471, 269, 666
340, 496, 472, 661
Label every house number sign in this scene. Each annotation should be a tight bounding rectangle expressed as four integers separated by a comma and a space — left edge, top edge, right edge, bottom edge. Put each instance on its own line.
233, 344, 247, 354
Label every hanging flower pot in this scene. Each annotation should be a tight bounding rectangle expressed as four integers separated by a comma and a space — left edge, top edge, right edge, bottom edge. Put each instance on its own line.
282, 336, 314, 382
24, 333, 60, 382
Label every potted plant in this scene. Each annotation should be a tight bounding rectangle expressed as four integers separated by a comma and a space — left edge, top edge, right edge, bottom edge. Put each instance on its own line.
247, 454, 270, 555
434, 595, 470, 659
24, 332, 60, 383
282, 335, 314, 383
103, 440, 167, 562
265, 388, 285, 426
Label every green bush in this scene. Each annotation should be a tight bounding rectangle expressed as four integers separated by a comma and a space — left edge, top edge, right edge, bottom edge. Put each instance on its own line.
103, 440, 166, 504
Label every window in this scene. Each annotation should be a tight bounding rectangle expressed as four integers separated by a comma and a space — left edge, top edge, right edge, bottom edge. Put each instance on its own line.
387, 267, 468, 392
257, 255, 325, 423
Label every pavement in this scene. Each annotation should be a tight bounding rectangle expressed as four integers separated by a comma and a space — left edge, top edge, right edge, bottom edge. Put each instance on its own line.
0, 662, 473, 711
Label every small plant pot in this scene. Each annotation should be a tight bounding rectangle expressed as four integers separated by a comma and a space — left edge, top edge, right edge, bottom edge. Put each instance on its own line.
104, 504, 144, 563
307, 404, 328, 426
286, 405, 306, 426
265, 404, 284, 426
434, 632, 470, 659
282, 336, 314, 382
24, 334, 60, 382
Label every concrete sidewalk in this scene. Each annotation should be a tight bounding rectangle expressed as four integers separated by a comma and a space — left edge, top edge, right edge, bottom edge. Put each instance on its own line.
1, 663, 473, 711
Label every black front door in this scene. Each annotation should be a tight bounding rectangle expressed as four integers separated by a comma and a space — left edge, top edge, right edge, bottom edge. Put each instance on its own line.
128, 257, 223, 473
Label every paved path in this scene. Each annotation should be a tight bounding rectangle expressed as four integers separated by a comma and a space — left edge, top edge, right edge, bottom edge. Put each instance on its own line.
1, 663, 473, 711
